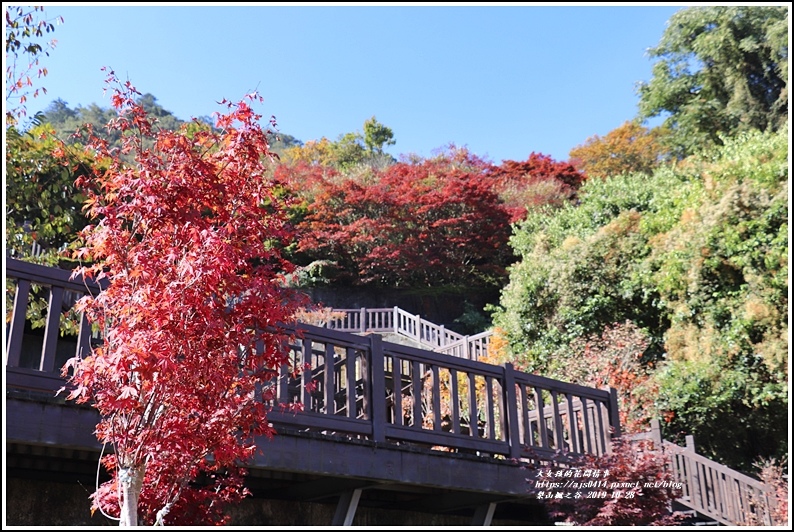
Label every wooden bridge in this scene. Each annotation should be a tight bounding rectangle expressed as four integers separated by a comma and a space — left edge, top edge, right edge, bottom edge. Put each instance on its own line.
4, 258, 776, 525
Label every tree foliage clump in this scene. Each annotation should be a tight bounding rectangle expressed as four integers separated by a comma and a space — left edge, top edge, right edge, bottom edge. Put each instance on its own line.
486, 152, 586, 218
637, 6, 789, 157
5, 122, 95, 265
491, 125, 788, 472
296, 157, 516, 288
569, 121, 671, 179
5, 5, 63, 126
276, 146, 587, 291
282, 116, 396, 171
60, 70, 305, 525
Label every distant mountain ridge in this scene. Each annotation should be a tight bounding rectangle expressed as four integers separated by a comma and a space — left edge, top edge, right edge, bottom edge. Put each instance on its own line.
37, 94, 303, 156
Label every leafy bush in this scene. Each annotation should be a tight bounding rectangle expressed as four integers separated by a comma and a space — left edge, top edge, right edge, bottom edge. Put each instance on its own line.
536, 438, 685, 526
492, 125, 788, 472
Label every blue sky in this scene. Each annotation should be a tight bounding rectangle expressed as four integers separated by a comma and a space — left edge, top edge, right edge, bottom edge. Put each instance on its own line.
14, 3, 685, 164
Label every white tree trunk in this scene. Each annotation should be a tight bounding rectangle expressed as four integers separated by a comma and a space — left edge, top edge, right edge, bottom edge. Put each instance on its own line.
118, 465, 145, 526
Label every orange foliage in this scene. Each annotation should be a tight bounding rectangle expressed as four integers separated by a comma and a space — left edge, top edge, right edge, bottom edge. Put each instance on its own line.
569, 121, 669, 179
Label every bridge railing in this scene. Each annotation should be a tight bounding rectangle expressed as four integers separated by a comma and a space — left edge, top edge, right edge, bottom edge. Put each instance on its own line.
5, 258, 105, 393
630, 420, 774, 526
324, 306, 492, 360
5, 258, 619, 463
266, 323, 619, 461
666, 437, 773, 526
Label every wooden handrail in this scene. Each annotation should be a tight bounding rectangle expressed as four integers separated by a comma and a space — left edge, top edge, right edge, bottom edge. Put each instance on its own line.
5, 258, 620, 463
631, 419, 775, 526
665, 438, 773, 526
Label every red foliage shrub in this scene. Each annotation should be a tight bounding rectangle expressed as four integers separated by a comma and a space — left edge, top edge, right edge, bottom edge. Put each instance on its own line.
536, 438, 686, 526
568, 321, 659, 434
487, 152, 586, 218
296, 159, 515, 287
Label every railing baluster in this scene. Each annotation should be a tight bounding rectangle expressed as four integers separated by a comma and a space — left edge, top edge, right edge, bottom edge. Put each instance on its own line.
580, 398, 593, 454
324, 344, 336, 415
594, 399, 607, 455
550, 390, 564, 452
391, 354, 402, 426
566, 394, 578, 454
431, 365, 441, 432
535, 388, 549, 450
346, 347, 356, 418
6, 278, 31, 367
277, 360, 290, 404
520, 383, 531, 448
76, 312, 92, 361
467, 372, 478, 438
369, 334, 385, 441
485, 376, 495, 440
700, 462, 711, 514
709, 467, 720, 517
301, 340, 313, 408
450, 369, 460, 435
411, 360, 422, 428
40, 286, 65, 373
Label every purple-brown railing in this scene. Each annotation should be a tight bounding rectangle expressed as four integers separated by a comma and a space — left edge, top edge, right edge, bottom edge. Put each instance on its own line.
267, 325, 619, 460
5, 257, 619, 462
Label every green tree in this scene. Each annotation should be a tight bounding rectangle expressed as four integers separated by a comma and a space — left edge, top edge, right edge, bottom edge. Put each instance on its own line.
5, 123, 95, 265
136, 93, 183, 131
637, 6, 788, 157
42, 96, 181, 153
331, 130, 368, 169
363, 115, 395, 155
491, 126, 788, 472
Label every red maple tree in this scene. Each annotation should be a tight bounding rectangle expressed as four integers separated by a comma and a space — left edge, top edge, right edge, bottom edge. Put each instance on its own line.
487, 152, 586, 218
296, 158, 515, 287
59, 70, 305, 525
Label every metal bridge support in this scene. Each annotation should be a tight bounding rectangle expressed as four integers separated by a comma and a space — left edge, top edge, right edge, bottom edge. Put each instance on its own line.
471, 502, 497, 526
332, 488, 362, 526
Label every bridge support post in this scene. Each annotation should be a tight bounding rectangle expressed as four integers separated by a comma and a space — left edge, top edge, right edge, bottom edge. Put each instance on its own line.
471, 502, 497, 526
649, 418, 662, 448
503, 363, 522, 459
332, 488, 362, 526
369, 334, 386, 443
